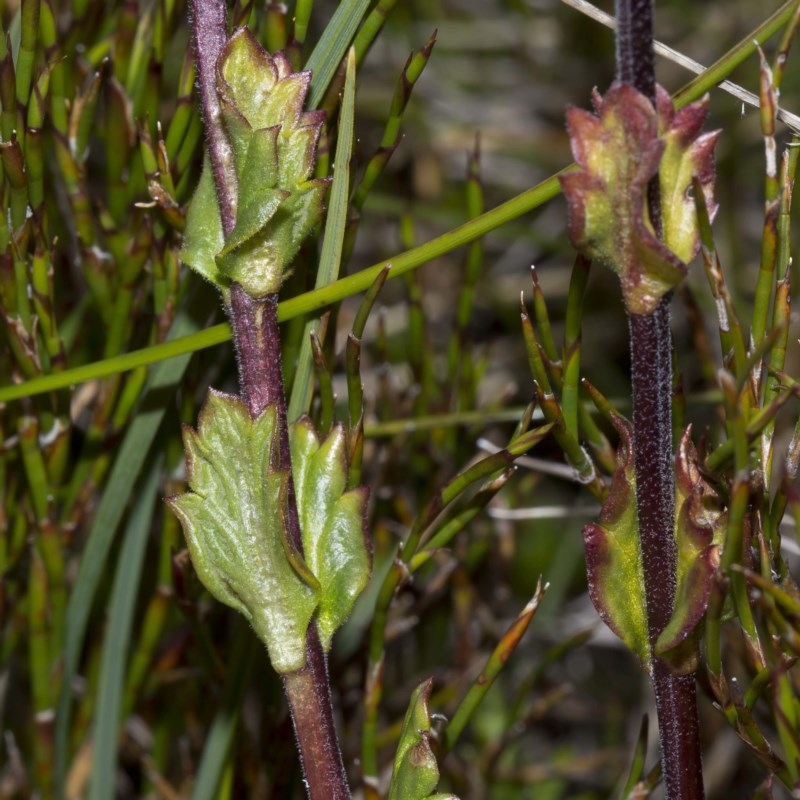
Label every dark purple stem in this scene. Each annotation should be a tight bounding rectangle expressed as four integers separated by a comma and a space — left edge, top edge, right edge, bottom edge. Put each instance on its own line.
228, 289, 351, 800
629, 310, 705, 800
188, 0, 236, 236
616, 1, 705, 798
189, 4, 350, 797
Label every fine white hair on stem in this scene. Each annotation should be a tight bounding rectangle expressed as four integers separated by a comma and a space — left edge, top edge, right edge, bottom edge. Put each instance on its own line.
560, 0, 800, 134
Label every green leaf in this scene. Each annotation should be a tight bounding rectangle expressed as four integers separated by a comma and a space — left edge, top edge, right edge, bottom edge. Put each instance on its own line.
560, 83, 717, 315
388, 678, 459, 800
584, 420, 725, 674
179, 156, 228, 291
290, 418, 370, 649
190, 622, 257, 800
656, 88, 719, 265
216, 178, 328, 297
182, 28, 329, 298
55, 299, 202, 795
656, 427, 723, 673
169, 396, 370, 672
305, 0, 371, 109
582, 413, 650, 669
288, 47, 357, 421
90, 457, 163, 800
168, 391, 319, 674
219, 127, 285, 254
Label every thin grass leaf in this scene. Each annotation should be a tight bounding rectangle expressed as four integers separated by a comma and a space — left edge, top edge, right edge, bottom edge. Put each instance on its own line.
616, 716, 649, 800
305, 0, 370, 109
441, 580, 547, 754
0, 173, 564, 404
89, 455, 163, 800
191, 622, 257, 800
288, 47, 356, 421
54, 303, 201, 795
562, 255, 590, 441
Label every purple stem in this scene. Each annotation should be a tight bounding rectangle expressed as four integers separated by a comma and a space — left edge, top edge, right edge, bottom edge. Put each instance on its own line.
228, 289, 351, 800
616, 1, 705, 798
188, 3, 351, 797
188, 0, 236, 236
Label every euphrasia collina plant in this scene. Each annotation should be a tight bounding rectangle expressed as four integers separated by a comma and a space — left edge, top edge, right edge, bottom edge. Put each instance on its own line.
171, 27, 370, 678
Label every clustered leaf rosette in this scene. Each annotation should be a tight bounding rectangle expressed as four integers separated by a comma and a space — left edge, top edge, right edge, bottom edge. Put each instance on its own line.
583, 417, 724, 673
181, 28, 330, 298
559, 82, 719, 315
168, 391, 370, 674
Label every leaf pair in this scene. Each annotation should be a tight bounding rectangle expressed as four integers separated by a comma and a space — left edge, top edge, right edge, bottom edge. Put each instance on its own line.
169, 391, 370, 674
583, 418, 723, 673
181, 28, 329, 298
560, 83, 719, 314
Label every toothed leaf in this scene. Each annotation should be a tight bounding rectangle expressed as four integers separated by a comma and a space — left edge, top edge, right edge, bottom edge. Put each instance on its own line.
560, 83, 717, 315
167, 391, 318, 674
656, 88, 720, 265
656, 428, 723, 672
179, 155, 228, 290
181, 28, 329, 297
582, 413, 650, 668
169, 397, 370, 673
291, 418, 371, 650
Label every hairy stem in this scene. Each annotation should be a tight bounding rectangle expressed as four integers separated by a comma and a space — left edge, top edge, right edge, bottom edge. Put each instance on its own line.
629, 309, 705, 800
229, 288, 351, 800
617, 1, 705, 798
188, 0, 235, 236
189, 3, 351, 797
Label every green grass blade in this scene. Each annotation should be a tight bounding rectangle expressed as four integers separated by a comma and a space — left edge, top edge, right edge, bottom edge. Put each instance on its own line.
441, 580, 547, 754
54, 305, 201, 798
1, 173, 563, 405
89, 455, 163, 800
288, 48, 356, 421
673, 0, 800, 110
305, 0, 370, 109
191, 622, 257, 800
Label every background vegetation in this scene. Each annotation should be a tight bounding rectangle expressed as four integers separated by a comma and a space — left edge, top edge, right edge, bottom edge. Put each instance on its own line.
0, 0, 799, 797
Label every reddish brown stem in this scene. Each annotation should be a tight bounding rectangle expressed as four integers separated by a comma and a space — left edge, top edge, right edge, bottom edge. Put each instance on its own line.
618, 1, 705, 798
227, 287, 301, 550
228, 286, 351, 800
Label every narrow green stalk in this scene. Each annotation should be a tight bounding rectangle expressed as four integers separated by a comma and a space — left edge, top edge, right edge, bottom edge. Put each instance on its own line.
672, 0, 800, 111
409, 471, 513, 573
751, 52, 780, 350
521, 301, 603, 493
446, 137, 484, 405
350, 31, 437, 215
288, 49, 356, 423
442, 581, 547, 754
29, 547, 54, 796
0, 172, 564, 404
346, 267, 390, 487
562, 256, 590, 441
16, 0, 40, 108
351, 0, 400, 67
